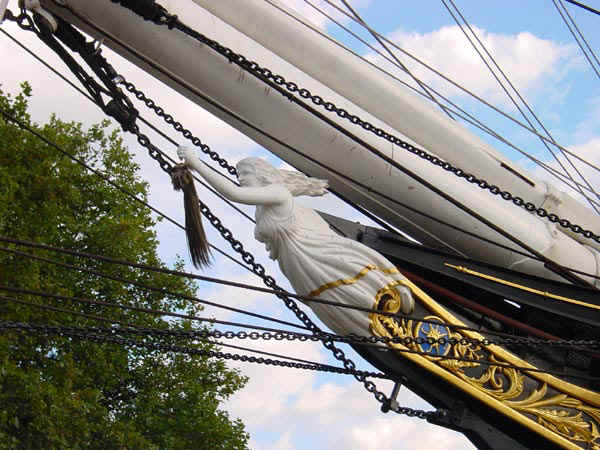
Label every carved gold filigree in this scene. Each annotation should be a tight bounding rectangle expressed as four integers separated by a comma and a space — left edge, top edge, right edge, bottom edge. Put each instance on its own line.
370, 287, 600, 450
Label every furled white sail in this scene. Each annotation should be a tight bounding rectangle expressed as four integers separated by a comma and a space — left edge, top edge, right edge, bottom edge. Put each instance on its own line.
39, 0, 600, 284
193, 0, 600, 255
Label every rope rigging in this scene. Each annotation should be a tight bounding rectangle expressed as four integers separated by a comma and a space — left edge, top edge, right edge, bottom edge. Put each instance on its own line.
2, 238, 599, 350
565, 0, 600, 16
0, 320, 394, 380
71, 0, 599, 288
3, 8, 406, 416
553, 0, 600, 80
3, 106, 597, 394
0, 244, 307, 331
310, 0, 600, 178
0, 104, 253, 274
3, 2, 599, 420
291, 0, 600, 204
441, 0, 600, 212
0, 295, 392, 380
284, 1, 600, 207
338, 0, 455, 121
0, 317, 598, 381
2, 7, 596, 330
8, 10, 600, 277
3, 34, 599, 283
6, 83, 595, 345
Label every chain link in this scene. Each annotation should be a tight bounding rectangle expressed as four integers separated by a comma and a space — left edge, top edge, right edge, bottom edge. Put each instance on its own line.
162, 15, 600, 245
120, 80, 237, 176
0, 321, 389, 380
0, 321, 436, 419
10, 1, 597, 422
10, 8, 405, 416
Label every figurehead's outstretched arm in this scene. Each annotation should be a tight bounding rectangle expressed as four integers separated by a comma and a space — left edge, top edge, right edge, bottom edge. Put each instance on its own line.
178, 146, 290, 206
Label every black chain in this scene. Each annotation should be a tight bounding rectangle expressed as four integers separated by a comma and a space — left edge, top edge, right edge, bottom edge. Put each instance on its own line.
0, 322, 389, 380
0, 321, 429, 418
189, 200, 414, 409
9, 6, 426, 418
151, 11, 600, 245
119, 80, 237, 176
10, 2, 595, 420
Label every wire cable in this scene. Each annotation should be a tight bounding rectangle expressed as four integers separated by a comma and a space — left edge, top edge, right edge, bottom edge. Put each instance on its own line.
338, 0, 455, 121
3, 68, 597, 284
0, 27, 254, 224
4, 81, 600, 276
554, 0, 600, 80
0, 293, 388, 377
442, 0, 600, 213
560, 0, 600, 71
11, 11, 559, 264
0, 102, 254, 274
565, 0, 600, 16
2, 320, 597, 381
313, 0, 600, 175
3, 238, 599, 339
8, 11, 597, 284
0, 319, 391, 378
274, 0, 600, 202
342, 0, 600, 208
0, 247, 309, 330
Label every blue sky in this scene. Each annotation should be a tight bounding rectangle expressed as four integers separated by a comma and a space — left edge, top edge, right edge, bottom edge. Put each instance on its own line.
1, 1, 599, 449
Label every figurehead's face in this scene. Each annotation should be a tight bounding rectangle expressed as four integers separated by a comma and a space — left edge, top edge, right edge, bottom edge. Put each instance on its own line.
237, 165, 261, 187
236, 157, 282, 187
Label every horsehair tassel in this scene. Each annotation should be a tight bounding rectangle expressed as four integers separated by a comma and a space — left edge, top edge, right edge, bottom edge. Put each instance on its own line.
171, 164, 211, 268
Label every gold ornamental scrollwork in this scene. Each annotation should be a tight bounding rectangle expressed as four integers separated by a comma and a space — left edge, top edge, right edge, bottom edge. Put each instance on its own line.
369, 279, 600, 450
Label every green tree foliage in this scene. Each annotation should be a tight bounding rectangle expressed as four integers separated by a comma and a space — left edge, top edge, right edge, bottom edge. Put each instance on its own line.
0, 84, 249, 449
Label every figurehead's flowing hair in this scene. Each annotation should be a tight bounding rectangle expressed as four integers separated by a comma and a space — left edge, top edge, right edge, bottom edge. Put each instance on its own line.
171, 164, 211, 269
236, 157, 328, 197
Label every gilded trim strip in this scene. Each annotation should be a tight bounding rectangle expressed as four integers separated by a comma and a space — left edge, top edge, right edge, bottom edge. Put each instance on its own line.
370, 316, 584, 449
393, 278, 600, 406
369, 280, 600, 449
445, 263, 600, 311
308, 265, 399, 297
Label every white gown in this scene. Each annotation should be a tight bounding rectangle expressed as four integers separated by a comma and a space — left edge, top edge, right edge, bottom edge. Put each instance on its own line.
254, 199, 413, 336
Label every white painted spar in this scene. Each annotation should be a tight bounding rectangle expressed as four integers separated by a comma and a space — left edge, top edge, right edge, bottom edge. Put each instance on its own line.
40, 0, 599, 284
193, 0, 600, 252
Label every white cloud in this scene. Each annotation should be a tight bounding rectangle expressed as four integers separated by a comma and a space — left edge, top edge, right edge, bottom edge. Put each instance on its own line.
200, 272, 272, 321
573, 96, 600, 144
371, 25, 580, 106
5, 6, 586, 450
223, 338, 473, 449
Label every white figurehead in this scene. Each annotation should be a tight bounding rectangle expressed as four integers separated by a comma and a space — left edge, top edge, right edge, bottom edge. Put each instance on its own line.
177, 146, 414, 336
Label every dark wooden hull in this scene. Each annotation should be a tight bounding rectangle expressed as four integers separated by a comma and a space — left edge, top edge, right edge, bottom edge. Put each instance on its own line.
322, 213, 600, 450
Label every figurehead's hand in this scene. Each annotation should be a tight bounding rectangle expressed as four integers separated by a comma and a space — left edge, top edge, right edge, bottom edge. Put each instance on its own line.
177, 145, 197, 165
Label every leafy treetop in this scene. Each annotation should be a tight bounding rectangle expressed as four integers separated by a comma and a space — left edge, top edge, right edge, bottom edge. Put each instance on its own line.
0, 83, 249, 450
